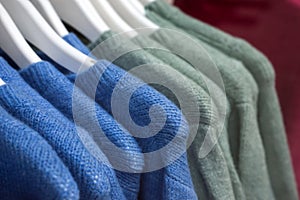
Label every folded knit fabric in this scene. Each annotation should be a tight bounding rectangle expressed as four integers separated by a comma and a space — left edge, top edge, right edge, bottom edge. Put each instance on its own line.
20, 61, 144, 200
0, 105, 79, 200
0, 57, 125, 200
145, 1, 298, 199
139, 14, 274, 200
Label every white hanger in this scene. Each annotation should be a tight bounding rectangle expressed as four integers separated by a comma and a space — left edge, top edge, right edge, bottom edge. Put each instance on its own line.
30, 0, 69, 37
0, 2, 41, 69
50, 0, 110, 42
107, 0, 159, 31
90, 0, 137, 37
1, 0, 96, 73
128, 0, 145, 15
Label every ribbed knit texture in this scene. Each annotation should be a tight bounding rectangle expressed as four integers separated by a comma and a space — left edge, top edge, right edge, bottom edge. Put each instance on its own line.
141, 12, 276, 200
131, 34, 245, 200
86, 31, 235, 200
0, 106, 79, 200
20, 61, 144, 200
0, 57, 125, 200
145, 1, 298, 199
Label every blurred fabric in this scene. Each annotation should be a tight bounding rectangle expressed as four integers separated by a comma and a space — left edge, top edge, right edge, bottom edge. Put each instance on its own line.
175, 0, 300, 192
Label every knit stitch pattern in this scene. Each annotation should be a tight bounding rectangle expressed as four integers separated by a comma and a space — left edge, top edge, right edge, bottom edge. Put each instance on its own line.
0, 106, 79, 200
20, 61, 144, 200
68, 60, 198, 200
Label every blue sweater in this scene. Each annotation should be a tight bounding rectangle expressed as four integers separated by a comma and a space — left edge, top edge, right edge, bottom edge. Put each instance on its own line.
0, 57, 125, 200
20, 61, 144, 200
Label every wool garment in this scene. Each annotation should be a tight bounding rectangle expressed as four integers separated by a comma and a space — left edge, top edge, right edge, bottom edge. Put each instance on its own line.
0, 106, 79, 200
85, 31, 234, 200
0, 57, 126, 200
20, 34, 144, 199
131, 34, 245, 200
145, 1, 298, 199
20, 61, 144, 200
140, 13, 275, 200
38, 32, 200, 200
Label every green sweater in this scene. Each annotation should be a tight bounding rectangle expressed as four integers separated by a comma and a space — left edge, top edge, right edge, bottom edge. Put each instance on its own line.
131, 34, 245, 200
146, 24, 274, 200
89, 30, 235, 200
145, 1, 298, 200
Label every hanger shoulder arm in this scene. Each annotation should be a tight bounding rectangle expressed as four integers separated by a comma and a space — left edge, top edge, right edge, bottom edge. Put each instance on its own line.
0, 3, 41, 68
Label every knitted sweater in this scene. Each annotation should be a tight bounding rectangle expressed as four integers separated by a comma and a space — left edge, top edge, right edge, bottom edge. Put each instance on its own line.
143, 12, 275, 200
20, 60, 144, 200
131, 34, 245, 200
